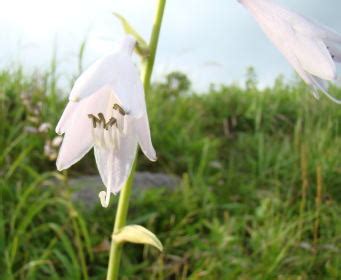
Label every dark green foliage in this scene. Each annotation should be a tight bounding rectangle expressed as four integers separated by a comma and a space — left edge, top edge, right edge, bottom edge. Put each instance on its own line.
0, 67, 340, 279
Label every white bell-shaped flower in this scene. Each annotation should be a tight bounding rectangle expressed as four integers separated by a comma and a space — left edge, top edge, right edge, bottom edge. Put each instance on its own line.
55, 35, 156, 207
239, 0, 341, 104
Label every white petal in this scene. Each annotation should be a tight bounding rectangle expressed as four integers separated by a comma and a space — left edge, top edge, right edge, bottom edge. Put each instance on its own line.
56, 106, 93, 171
239, 0, 296, 59
272, 40, 320, 99
110, 58, 145, 118
55, 101, 79, 135
326, 43, 341, 63
56, 87, 115, 171
322, 28, 341, 44
117, 35, 136, 56
94, 122, 138, 195
272, 2, 341, 46
292, 36, 336, 80
69, 53, 123, 102
239, 0, 330, 41
309, 76, 341, 104
134, 114, 157, 161
307, 22, 341, 44
288, 55, 341, 103
68, 36, 140, 111
240, 0, 341, 103
68, 52, 145, 120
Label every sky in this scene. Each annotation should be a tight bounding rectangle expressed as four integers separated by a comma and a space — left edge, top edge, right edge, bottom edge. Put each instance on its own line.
1, 0, 341, 90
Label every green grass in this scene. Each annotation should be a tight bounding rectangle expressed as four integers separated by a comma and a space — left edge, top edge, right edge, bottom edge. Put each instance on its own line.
0, 67, 340, 279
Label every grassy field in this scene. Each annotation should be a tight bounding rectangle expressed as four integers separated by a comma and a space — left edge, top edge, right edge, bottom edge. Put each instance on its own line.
0, 67, 340, 279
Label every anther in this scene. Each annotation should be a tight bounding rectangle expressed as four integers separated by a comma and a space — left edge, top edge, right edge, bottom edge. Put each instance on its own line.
97, 113, 106, 128
105, 117, 118, 130
113, 103, 127, 116
88, 114, 99, 128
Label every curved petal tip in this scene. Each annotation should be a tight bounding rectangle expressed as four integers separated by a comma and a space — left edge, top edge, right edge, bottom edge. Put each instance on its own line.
99, 191, 110, 208
145, 148, 157, 162
56, 159, 66, 172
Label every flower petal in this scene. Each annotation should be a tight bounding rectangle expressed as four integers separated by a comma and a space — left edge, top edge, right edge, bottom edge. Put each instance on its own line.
68, 36, 140, 106
326, 43, 341, 63
94, 121, 138, 196
56, 130, 93, 171
309, 76, 341, 104
110, 58, 145, 118
56, 87, 115, 171
134, 114, 157, 161
308, 22, 341, 44
292, 36, 336, 80
69, 53, 123, 102
287, 53, 341, 103
55, 101, 79, 135
56, 105, 93, 171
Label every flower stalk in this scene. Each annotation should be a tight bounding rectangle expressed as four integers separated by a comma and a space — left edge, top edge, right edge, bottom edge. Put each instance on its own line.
142, 0, 167, 93
106, 1, 167, 279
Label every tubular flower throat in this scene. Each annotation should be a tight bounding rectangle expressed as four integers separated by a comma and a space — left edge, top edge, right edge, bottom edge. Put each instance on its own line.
55, 35, 156, 207
239, 0, 341, 104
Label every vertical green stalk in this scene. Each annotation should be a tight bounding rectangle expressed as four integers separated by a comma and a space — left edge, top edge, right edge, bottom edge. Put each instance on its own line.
106, 161, 135, 280
106, 1, 166, 279
142, 0, 166, 92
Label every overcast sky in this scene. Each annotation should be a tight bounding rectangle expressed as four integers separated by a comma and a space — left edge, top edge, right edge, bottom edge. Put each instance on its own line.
1, 0, 341, 90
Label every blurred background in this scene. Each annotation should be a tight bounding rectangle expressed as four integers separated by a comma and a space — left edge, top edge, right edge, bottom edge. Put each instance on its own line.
0, 0, 340, 279
2, 0, 341, 89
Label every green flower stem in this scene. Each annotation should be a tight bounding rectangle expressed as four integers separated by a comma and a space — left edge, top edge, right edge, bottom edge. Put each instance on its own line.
142, 0, 167, 93
106, 161, 135, 280
106, 1, 166, 279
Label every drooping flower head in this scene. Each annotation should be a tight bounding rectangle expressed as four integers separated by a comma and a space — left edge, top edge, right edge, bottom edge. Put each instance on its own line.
239, 0, 341, 104
56, 35, 156, 207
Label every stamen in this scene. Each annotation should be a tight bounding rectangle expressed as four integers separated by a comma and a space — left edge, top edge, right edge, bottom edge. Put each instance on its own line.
88, 109, 126, 149
111, 126, 120, 150
105, 117, 118, 130
95, 124, 106, 148
90, 124, 99, 146
113, 103, 127, 116
104, 128, 114, 149
88, 114, 99, 128
122, 117, 128, 135
97, 113, 106, 128
107, 126, 115, 148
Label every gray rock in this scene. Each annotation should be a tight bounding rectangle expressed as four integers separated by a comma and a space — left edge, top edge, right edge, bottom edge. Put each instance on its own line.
69, 172, 181, 207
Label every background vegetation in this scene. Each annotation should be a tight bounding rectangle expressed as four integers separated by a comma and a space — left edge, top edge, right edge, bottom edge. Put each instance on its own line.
0, 65, 340, 279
